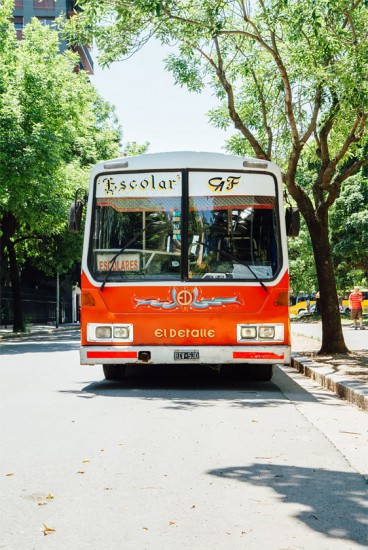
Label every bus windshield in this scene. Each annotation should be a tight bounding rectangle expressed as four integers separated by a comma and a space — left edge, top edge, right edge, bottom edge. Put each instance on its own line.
188, 195, 279, 280
88, 170, 281, 282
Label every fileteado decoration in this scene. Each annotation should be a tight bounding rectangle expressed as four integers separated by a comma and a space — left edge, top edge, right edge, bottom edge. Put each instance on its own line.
135, 288, 240, 309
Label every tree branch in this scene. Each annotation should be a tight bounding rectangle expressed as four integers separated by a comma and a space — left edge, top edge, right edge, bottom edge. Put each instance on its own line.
193, 37, 269, 159
317, 187, 340, 219
343, 10, 358, 45
301, 87, 322, 144
333, 157, 368, 187
342, 0, 364, 30
237, 0, 250, 20
322, 111, 367, 187
283, 173, 316, 225
250, 68, 273, 157
317, 94, 339, 167
161, 4, 300, 149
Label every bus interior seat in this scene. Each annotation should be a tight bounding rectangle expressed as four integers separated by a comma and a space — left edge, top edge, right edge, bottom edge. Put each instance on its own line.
219, 236, 258, 261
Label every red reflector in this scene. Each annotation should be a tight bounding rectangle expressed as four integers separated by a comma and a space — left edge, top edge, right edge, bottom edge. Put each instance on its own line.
87, 351, 137, 359
233, 352, 284, 360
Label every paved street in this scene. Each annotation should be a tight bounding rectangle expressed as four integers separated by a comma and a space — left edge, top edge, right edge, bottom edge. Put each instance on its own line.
1, 330, 367, 549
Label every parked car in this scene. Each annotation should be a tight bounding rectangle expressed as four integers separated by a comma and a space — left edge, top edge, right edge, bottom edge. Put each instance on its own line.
289, 294, 316, 316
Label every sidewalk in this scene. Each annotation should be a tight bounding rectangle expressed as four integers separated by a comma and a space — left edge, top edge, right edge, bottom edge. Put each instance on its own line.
291, 331, 368, 412
1, 323, 367, 411
0, 323, 80, 339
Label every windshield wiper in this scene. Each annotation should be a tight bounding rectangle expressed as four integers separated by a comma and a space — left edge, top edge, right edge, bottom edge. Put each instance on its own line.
195, 240, 268, 292
100, 223, 155, 291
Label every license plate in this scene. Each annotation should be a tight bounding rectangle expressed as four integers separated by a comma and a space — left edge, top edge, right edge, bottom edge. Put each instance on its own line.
174, 350, 200, 360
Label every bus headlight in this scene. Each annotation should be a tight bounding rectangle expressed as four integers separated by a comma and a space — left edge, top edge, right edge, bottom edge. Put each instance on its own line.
240, 326, 257, 339
113, 326, 130, 339
259, 326, 275, 339
95, 326, 112, 339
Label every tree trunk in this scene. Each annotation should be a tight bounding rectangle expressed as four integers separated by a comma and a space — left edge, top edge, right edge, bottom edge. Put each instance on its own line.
6, 238, 25, 333
307, 217, 348, 354
1, 213, 25, 333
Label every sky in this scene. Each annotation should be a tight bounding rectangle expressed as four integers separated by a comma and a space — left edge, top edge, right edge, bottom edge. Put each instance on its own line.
89, 40, 233, 155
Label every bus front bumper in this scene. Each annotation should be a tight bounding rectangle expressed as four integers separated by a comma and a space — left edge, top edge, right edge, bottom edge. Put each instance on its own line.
80, 345, 291, 365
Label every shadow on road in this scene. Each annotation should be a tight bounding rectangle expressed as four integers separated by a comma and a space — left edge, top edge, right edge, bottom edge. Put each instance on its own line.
68, 366, 336, 409
207, 462, 368, 547
71, 365, 281, 409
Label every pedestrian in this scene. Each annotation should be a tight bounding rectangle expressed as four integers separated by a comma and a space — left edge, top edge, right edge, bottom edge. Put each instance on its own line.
349, 286, 365, 330
315, 290, 321, 313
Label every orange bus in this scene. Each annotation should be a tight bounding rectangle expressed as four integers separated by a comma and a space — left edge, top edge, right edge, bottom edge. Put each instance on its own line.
70, 152, 297, 381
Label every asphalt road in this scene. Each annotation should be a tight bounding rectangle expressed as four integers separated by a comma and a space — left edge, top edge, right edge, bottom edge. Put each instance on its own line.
1, 331, 367, 549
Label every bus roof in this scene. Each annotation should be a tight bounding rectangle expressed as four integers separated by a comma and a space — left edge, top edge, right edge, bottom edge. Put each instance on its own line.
92, 151, 281, 176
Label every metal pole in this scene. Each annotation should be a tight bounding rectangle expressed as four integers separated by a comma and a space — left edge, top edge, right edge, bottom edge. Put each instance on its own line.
56, 272, 59, 328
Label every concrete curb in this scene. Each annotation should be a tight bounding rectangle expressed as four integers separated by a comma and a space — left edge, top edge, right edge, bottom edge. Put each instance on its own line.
291, 355, 368, 412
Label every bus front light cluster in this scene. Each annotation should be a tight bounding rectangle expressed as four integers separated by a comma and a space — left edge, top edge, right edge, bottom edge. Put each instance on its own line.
237, 324, 284, 342
87, 323, 133, 342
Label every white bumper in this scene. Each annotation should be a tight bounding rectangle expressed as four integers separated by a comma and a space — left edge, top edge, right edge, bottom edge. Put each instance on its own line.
80, 345, 291, 365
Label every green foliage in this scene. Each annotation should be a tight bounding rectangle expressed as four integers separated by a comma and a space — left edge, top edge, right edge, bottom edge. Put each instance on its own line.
123, 141, 150, 156
330, 174, 368, 288
165, 52, 205, 93
0, 16, 122, 277
288, 222, 317, 295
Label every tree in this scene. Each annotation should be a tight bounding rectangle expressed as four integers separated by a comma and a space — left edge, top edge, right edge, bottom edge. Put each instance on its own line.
330, 173, 368, 290
68, 0, 368, 353
123, 141, 150, 156
0, 5, 122, 331
288, 223, 317, 297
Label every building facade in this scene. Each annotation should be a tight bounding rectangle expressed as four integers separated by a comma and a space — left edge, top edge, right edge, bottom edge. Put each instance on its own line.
12, 0, 93, 74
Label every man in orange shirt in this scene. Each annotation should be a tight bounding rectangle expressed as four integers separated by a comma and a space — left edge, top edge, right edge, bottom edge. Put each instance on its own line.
349, 286, 365, 330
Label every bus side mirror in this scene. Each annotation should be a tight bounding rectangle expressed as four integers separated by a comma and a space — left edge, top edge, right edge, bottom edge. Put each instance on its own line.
285, 207, 300, 237
68, 201, 83, 233
68, 189, 88, 233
